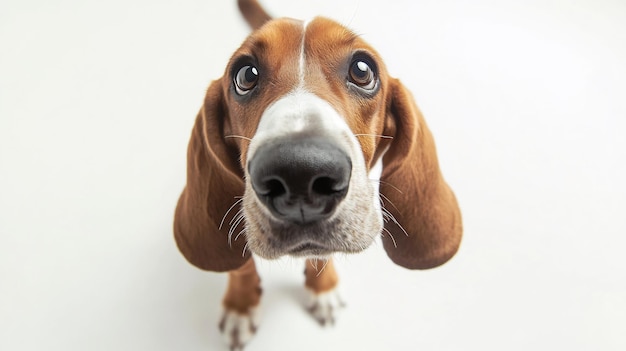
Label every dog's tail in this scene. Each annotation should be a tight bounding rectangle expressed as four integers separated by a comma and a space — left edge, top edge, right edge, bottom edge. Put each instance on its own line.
237, 0, 272, 30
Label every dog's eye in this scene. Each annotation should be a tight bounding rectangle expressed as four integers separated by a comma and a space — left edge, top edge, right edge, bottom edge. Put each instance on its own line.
349, 60, 376, 90
234, 65, 259, 95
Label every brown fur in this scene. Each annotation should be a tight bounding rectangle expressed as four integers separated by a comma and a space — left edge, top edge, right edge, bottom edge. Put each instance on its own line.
174, 81, 249, 272
380, 80, 463, 268
174, 1, 462, 345
222, 258, 262, 313
304, 259, 339, 294
303, 17, 390, 167
237, 0, 272, 30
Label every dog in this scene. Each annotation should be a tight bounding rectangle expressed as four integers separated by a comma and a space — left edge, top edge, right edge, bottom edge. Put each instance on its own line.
174, 0, 462, 349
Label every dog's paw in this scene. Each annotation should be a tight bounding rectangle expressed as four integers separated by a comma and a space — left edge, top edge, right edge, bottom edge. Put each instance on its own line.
306, 289, 345, 326
219, 307, 259, 351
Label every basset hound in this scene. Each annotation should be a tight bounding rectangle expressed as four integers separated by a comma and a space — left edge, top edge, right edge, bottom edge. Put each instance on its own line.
174, 0, 462, 349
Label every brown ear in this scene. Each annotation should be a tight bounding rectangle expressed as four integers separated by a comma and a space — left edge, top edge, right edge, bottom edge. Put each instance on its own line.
174, 79, 250, 272
380, 79, 462, 269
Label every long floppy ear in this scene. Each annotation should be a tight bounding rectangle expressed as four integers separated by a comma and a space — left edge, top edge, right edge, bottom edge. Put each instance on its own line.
174, 79, 250, 272
380, 78, 462, 269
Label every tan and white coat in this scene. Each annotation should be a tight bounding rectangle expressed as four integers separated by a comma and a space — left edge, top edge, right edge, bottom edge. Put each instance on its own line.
174, 0, 462, 349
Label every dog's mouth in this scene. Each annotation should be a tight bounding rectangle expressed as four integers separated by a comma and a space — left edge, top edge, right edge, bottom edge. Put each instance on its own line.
288, 242, 331, 257
242, 207, 381, 259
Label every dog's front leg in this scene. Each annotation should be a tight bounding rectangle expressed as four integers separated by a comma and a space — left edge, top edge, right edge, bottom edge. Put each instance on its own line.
219, 258, 262, 350
304, 258, 344, 326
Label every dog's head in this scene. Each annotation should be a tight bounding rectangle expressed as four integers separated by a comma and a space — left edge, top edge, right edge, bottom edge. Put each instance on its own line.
174, 16, 462, 271
227, 18, 391, 259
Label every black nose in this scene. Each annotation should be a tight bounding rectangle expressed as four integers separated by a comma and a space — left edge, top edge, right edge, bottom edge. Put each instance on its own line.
248, 137, 352, 224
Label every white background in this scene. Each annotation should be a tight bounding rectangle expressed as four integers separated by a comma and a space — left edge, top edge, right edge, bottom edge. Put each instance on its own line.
1, 0, 625, 350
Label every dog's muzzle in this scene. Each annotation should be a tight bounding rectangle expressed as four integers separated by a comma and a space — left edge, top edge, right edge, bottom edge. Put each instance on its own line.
248, 136, 352, 224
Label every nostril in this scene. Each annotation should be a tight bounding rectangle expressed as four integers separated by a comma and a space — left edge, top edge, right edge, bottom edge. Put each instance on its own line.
262, 178, 287, 197
311, 176, 340, 196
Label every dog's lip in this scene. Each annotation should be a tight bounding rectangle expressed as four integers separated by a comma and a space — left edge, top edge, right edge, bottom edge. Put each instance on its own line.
288, 242, 329, 255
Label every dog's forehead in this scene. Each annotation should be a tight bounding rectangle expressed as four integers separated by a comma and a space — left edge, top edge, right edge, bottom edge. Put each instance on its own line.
230, 16, 378, 71
239, 18, 302, 56
304, 17, 362, 53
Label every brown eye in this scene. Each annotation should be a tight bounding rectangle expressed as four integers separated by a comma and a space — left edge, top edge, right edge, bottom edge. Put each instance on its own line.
349, 60, 376, 90
234, 65, 259, 95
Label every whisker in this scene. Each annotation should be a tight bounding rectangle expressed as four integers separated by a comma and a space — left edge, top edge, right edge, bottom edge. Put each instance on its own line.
381, 227, 397, 248
376, 180, 404, 194
219, 197, 244, 230
225, 135, 252, 142
234, 228, 246, 242
381, 207, 409, 237
315, 259, 330, 277
310, 258, 319, 271
381, 206, 391, 217
379, 193, 400, 214
229, 208, 245, 226
228, 213, 246, 242
242, 242, 250, 257
353, 134, 393, 139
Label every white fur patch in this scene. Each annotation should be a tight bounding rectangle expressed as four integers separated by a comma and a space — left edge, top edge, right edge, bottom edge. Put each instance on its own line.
307, 288, 345, 326
246, 89, 362, 166
369, 154, 385, 225
219, 307, 259, 350
298, 20, 310, 86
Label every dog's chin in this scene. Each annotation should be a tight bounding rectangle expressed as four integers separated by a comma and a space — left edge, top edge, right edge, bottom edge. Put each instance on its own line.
243, 214, 381, 260
246, 236, 376, 260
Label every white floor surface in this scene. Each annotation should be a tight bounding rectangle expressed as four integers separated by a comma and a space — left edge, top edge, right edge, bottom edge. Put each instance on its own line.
1, 0, 625, 350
